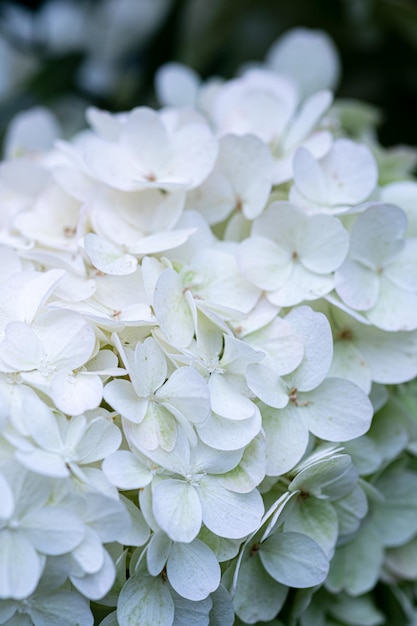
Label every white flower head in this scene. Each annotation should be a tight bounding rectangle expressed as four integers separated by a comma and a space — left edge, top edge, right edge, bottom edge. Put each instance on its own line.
237, 201, 349, 307
290, 138, 378, 214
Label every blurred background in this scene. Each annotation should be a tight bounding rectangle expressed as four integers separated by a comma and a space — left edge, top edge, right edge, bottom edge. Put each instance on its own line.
0, 0, 416, 147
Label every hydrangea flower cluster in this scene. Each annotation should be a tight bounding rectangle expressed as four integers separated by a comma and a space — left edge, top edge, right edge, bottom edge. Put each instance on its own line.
1, 27, 417, 626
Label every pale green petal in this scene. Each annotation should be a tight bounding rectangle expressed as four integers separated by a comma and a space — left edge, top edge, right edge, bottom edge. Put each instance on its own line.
207, 584, 235, 626
385, 536, 417, 580
289, 454, 358, 500
284, 498, 338, 557
84, 233, 137, 275
234, 555, 287, 623
119, 495, 150, 547
372, 466, 417, 547
259, 531, 329, 588
117, 574, 175, 626
171, 588, 213, 625
167, 540, 220, 601
30, 590, 94, 626
326, 519, 383, 596
147, 532, 172, 576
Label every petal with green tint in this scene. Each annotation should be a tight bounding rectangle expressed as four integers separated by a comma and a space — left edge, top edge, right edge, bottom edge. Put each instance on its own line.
259, 531, 329, 588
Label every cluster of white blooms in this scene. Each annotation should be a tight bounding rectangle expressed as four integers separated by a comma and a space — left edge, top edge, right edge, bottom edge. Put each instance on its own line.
1, 27, 417, 626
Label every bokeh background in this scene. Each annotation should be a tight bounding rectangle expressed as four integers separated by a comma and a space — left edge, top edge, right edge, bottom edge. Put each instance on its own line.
0, 0, 416, 148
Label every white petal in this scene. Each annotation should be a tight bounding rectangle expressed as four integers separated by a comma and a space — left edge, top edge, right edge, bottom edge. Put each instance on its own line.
208, 373, 255, 420
167, 540, 220, 601
293, 147, 328, 205
104, 379, 148, 424
133, 337, 167, 397
0, 530, 42, 599
267, 263, 334, 307
30, 589, 94, 626
197, 410, 262, 451
0, 321, 42, 371
147, 532, 172, 576
102, 450, 153, 489
22, 507, 84, 554
267, 28, 340, 97
284, 90, 332, 151
51, 371, 103, 415
237, 237, 291, 291
199, 477, 264, 539
153, 269, 195, 348
152, 479, 202, 543
84, 233, 137, 275
300, 377, 373, 441
299, 213, 349, 273
246, 363, 288, 409
262, 404, 310, 476
335, 259, 379, 310
76, 417, 121, 464
157, 366, 210, 425
322, 139, 378, 206
130, 229, 195, 255
71, 548, 115, 601
366, 278, 417, 331
72, 527, 104, 574
284, 305, 333, 391
156, 62, 200, 107
0, 473, 14, 519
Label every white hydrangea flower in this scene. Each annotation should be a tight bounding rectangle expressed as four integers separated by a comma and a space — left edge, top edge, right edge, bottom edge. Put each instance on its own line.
237, 201, 349, 306
290, 138, 378, 214
334, 203, 417, 331
0, 310, 103, 415
104, 336, 211, 451
253, 307, 373, 475
79, 106, 218, 192
5, 392, 121, 484
0, 462, 85, 600
324, 304, 417, 393
152, 248, 260, 348
209, 68, 332, 184
136, 432, 264, 543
